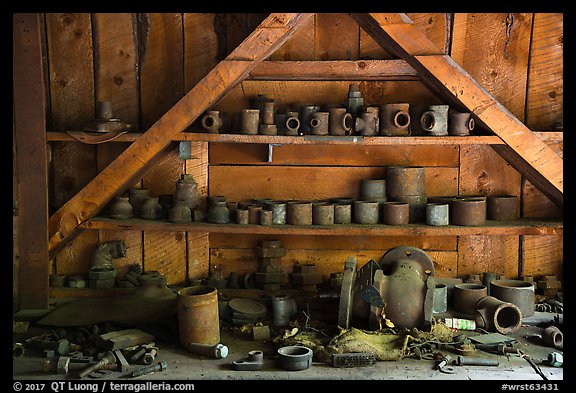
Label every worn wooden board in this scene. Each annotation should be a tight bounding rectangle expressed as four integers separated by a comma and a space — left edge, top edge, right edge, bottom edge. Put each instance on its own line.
525, 13, 563, 130
184, 13, 219, 91
209, 166, 458, 202
188, 232, 210, 280
457, 235, 520, 279
138, 13, 184, 130
143, 231, 187, 285
225, 13, 269, 55
54, 231, 100, 276
45, 13, 95, 130
270, 14, 315, 61
98, 230, 143, 280
450, 13, 533, 121
459, 145, 522, 197
92, 13, 140, 128
209, 144, 459, 167
215, 80, 441, 113
315, 13, 359, 60
522, 235, 563, 279
210, 248, 457, 278
209, 233, 457, 251
360, 13, 450, 59
13, 216, 20, 310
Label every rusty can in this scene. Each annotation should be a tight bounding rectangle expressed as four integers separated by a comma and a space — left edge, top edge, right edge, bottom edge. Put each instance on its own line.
236, 209, 249, 225
260, 209, 273, 226
389, 195, 427, 223
451, 197, 487, 226
487, 195, 519, 221
381, 201, 410, 225
453, 283, 488, 317
386, 166, 425, 198
334, 202, 352, 224
287, 201, 313, 225
490, 279, 535, 317
312, 202, 334, 225
248, 205, 263, 225
353, 200, 379, 224
177, 286, 220, 348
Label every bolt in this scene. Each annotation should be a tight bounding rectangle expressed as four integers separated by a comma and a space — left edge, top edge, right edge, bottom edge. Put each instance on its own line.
77, 351, 116, 379
130, 361, 168, 378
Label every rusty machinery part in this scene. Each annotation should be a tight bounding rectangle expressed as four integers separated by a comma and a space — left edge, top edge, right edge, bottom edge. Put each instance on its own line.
232, 350, 264, 371
546, 352, 563, 368
379, 246, 435, 276
277, 346, 313, 371
90, 240, 126, 271
542, 326, 563, 350
88, 369, 113, 379
474, 296, 522, 335
490, 279, 535, 317
13, 343, 25, 358
352, 259, 381, 320
130, 361, 168, 378
454, 356, 499, 367
78, 351, 116, 379
332, 353, 377, 368
186, 343, 228, 359
338, 256, 358, 329
435, 353, 455, 374
452, 283, 488, 316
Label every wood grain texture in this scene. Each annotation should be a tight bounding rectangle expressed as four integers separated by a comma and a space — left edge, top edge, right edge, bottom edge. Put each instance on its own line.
45, 13, 95, 130
522, 235, 563, 279
209, 233, 457, 251
315, 13, 359, 60
54, 231, 100, 276
459, 145, 522, 197
450, 13, 533, 121
188, 232, 209, 280
225, 13, 268, 55
92, 13, 139, 127
457, 235, 520, 279
184, 13, 219, 91
525, 13, 563, 130
99, 230, 143, 280
360, 13, 450, 59
143, 231, 187, 284
211, 248, 457, 278
209, 166, 458, 202
270, 14, 315, 61
138, 13, 184, 130
209, 144, 459, 167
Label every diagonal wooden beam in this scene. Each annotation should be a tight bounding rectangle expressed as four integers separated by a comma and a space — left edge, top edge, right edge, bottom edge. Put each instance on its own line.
350, 13, 563, 208
48, 13, 315, 254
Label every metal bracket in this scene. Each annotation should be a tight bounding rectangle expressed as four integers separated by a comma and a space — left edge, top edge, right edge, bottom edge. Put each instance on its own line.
267, 143, 282, 162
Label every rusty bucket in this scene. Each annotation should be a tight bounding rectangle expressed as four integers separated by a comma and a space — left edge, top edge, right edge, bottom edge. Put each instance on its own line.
177, 286, 220, 349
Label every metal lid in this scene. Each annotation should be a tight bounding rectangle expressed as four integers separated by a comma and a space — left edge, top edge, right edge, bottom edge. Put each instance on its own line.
227, 298, 267, 316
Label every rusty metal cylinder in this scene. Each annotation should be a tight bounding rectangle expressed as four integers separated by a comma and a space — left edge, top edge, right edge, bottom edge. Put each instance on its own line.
201, 110, 222, 133
426, 203, 449, 226
309, 112, 330, 135
329, 107, 353, 136
453, 283, 488, 316
261, 101, 275, 125
300, 104, 321, 134
285, 111, 301, 135
360, 179, 386, 201
236, 209, 249, 225
451, 197, 487, 226
474, 295, 522, 334
312, 202, 334, 225
487, 195, 519, 221
177, 286, 220, 349
543, 326, 563, 349
421, 105, 449, 136
386, 166, 425, 197
490, 279, 535, 317
248, 205, 262, 225
449, 111, 475, 136
265, 201, 287, 225
355, 109, 379, 136
259, 209, 273, 226
380, 103, 411, 136
240, 109, 260, 135
389, 195, 427, 224
287, 201, 313, 225
433, 283, 448, 314
333, 202, 352, 224
353, 200, 379, 224
381, 202, 409, 225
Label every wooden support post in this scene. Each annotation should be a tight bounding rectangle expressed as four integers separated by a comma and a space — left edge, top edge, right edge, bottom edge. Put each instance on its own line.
13, 13, 49, 309
350, 13, 563, 208
48, 13, 315, 254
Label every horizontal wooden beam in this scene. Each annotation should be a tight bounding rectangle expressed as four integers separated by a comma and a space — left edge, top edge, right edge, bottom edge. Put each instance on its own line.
47, 13, 315, 254
350, 13, 563, 208
248, 60, 418, 80
82, 217, 562, 236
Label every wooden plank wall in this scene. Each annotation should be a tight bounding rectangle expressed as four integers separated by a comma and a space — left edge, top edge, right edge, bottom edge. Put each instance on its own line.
27, 13, 562, 300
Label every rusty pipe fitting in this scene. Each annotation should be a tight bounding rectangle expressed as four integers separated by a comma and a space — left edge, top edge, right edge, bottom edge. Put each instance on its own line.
474, 295, 522, 334
312, 202, 334, 225
449, 111, 475, 136
240, 109, 260, 135
451, 197, 487, 226
309, 111, 330, 135
453, 283, 488, 316
329, 107, 353, 136
285, 111, 301, 135
421, 105, 449, 136
201, 110, 222, 133
543, 326, 563, 349
487, 195, 519, 221
381, 202, 409, 225
287, 201, 313, 225
490, 279, 535, 317
380, 103, 411, 136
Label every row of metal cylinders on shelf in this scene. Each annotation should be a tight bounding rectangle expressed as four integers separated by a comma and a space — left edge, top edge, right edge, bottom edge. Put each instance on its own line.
107, 172, 519, 225
199, 89, 475, 137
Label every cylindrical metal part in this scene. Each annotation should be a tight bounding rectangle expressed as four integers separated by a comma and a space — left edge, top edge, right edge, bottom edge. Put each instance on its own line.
386, 166, 425, 197
334, 202, 352, 224
433, 283, 448, 314
130, 361, 167, 378
186, 343, 229, 359
456, 356, 499, 366
265, 201, 287, 225
240, 109, 260, 134
284, 111, 301, 135
177, 286, 220, 348
474, 295, 523, 334
13, 343, 25, 358
261, 101, 275, 125
482, 272, 501, 296
449, 111, 475, 136
360, 179, 386, 200
248, 205, 262, 225
312, 202, 334, 225
201, 110, 222, 133
236, 209, 249, 225
287, 201, 313, 225
347, 84, 364, 117
142, 349, 157, 365
380, 103, 411, 136
259, 209, 273, 226
487, 195, 519, 221
453, 283, 488, 316
426, 203, 450, 226
543, 326, 563, 349
421, 105, 449, 136
355, 110, 379, 136
78, 352, 116, 379
309, 111, 330, 135
389, 195, 427, 223
490, 279, 535, 317
259, 124, 278, 135
451, 198, 487, 226
381, 201, 410, 225
96, 101, 113, 120
329, 107, 353, 136
272, 295, 297, 326
300, 105, 321, 134
353, 200, 379, 224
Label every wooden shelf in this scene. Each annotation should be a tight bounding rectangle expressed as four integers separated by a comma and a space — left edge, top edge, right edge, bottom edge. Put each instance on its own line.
47, 131, 505, 145
81, 217, 562, 236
